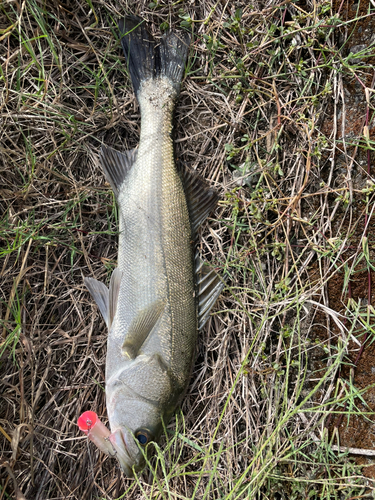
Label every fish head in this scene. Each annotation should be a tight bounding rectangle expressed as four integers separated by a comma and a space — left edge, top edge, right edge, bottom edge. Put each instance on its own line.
107, 381, 165, 475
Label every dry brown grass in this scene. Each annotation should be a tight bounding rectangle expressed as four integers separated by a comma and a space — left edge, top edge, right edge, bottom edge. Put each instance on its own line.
1, 0, 375, 499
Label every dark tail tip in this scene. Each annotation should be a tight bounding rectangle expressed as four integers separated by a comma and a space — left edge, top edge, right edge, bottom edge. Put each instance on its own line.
118, 16, 190, 98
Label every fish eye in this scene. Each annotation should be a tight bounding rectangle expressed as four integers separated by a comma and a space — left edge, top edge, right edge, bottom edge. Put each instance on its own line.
135, 429, 151, 446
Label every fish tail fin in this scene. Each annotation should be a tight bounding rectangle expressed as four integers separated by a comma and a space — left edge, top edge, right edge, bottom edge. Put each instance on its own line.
118, 16, 190, 99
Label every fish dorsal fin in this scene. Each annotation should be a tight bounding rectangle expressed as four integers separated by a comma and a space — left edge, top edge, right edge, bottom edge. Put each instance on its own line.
122, 300, 165, 359
180, 166, 219, 234
84, 268, 122, 329
108, 268, 122, 327
100, 145, 137, 197
84, 277, 109, 327
196, 255, 225, 329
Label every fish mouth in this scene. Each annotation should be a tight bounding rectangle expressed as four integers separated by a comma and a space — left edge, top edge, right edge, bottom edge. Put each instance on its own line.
109, 428, 143, 476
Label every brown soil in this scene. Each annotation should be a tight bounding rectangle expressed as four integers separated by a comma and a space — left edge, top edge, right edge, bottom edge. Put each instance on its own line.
311, 0, 375, 479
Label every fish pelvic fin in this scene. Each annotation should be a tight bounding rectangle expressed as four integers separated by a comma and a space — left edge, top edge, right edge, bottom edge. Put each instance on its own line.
122, 300, 165, 359
84, 268, 122, 329
118, 15, 190, 99
196, 255, 226, 330
84, 277, 109, 326
100, 146, 137, 197
109, 268, 122, 327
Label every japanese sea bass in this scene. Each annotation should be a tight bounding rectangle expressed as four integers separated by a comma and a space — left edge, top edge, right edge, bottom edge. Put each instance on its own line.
83, 16, 224, 476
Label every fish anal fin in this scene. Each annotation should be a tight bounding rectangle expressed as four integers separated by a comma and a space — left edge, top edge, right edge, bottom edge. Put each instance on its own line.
196, 255, 226, 330
100, 145, 137, 197
180, 166, 219, 235
122, 300, 165, 359
84, 277, 110, 327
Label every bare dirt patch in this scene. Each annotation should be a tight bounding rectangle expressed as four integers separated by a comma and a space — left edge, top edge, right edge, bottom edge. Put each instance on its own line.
309, 0, 375, 480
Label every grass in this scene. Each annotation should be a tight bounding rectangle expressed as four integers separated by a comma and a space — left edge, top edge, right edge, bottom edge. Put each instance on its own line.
1, 0, 375, 498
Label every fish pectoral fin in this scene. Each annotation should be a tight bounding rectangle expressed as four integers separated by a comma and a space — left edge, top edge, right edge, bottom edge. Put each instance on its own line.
109, 268, 122, 327
122, 300, 166, 359
196, 254, 226, 330
100, 145, 137, 197
180, 164, 219, 235
84, 277, 110, 327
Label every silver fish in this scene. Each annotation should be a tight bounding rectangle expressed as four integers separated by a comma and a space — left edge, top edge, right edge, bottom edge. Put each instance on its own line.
84, 16, 224, 475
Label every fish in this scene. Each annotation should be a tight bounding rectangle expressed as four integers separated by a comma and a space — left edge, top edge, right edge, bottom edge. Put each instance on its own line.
81, 15, 225, 476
